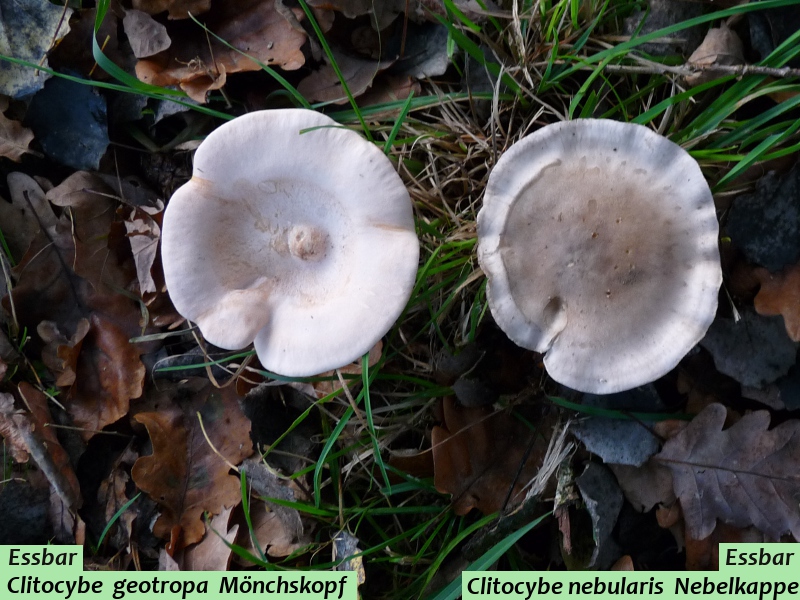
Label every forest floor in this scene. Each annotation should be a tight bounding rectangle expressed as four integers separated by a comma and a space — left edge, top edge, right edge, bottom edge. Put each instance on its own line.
1, 0, 800, 598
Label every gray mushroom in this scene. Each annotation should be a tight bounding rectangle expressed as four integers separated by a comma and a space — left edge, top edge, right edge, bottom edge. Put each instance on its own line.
477, 119, 721, 394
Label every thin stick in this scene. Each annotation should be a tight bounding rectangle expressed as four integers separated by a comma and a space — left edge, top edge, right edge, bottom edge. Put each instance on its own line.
533, 59, 800, 79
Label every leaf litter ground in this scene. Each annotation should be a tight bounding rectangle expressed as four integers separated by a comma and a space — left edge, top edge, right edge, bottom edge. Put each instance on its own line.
1, 0, 800, 595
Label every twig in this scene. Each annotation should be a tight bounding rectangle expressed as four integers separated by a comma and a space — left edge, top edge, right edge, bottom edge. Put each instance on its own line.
534, 59, 800, 79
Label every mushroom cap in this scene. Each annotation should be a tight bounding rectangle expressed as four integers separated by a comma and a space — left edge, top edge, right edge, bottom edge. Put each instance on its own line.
161, 109, 419, 376
477, 119, 721, 394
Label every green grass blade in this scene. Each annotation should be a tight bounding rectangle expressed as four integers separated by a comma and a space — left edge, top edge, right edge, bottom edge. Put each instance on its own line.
426, 512, 551, 600
96, 492, 141, 550
295, 0, 373, 140
383, 91, 415, 154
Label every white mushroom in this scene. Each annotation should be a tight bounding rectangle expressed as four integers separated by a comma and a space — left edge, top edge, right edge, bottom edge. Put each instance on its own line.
161, 109, 419, 377
477, 119, 721, 394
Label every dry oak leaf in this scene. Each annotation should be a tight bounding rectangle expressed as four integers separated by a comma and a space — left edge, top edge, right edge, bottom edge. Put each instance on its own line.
135, 0, 306, 103
0, 96, 33, 161
654, 403, 800, 541
754, 263, 800, 341
132, 380, 253, 550
432, 397, 547, 515
4, 172, 148, 440
0, 383, 82, 510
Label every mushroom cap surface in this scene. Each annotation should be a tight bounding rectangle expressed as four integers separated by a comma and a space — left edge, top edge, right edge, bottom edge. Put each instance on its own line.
477, 119, 721, 394
162, 109, 419, 376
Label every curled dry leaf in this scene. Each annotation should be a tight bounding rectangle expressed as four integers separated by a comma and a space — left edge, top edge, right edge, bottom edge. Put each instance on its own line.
0, 96, 33, 161
131, 379, 253, 550
0, 383, 82, 510
183, 507, 239, 570
432, 397, 549, 515
135, 0, 306, 103
125, 204, 163, 295
67, 313, 146, 439
685, 24, 744, 86
754, 263, 800, 342
654, 403, 800, 541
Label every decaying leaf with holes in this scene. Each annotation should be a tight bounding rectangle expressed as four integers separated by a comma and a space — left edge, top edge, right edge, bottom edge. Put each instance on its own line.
0, 383, 82, 510
124, 203, 164, 296
654, 403, 800, 541
131, 379, 253, 551
754, 263, 800, 342
134, 0, 306, 103
432, 397, 549, 515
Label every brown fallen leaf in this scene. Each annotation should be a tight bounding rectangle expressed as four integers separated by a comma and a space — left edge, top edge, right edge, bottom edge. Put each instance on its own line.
183, 507, 239, 570
46, 171, 136, 292
125, 204, 163, 295
654, 403, 800, 541
432, 397, 547, 515
611, 555, 635, 571
239, 499, 308, 560
0, 173, 57, 263
4, 172, 150, 439
685, 24, 744, 86
0, 96, 33, 161
132, 0, 211, 19
754, 263, 800, 341
131, 379, 253, 550
298, 50, 392, 104
0, 383, 82, 510
685, 522, 771, 571
123, 9, 172, 58
311, 341, 382, 398
356, 74, 420, 110
135, 0, 306, 102
306, 0, 406, 29
97, 445, 139, 552
238, 458, 310, 559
